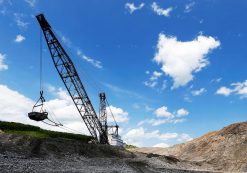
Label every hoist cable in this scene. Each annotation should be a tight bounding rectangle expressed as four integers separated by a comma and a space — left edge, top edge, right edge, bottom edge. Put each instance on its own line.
43, 104, 86, 135
39, 27, 43, 92
106, 99, 117, 126
52, 30, 103, 93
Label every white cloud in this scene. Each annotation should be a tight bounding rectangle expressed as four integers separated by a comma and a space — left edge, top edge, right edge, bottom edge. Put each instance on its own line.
144, 71, 162, 88
14, 13, 29, 29
24, 0, 36, 7
216, 86, 232, 96
57, 32, 103, 69
176, 108, 189, 117
123, 127, 177, 147
138, 118, 185, 126
150, 71, 162, 81
151, 2, 173, 17
125, 2, 144, 14
144, 81, 157, 88
14, 34, 26, 43
216, 80, 247, 99
191, 88, 206, 96
77, 49, 102, 69
233, 81, 247, 98
211, 78, 222, 83
184, 1, 195, 13
0, 84, 90, 135
177, 133, 193, 142
153, 33, 220, 88
153, 143, 170, 148
138, 106, 188, 126
106, 105, 129, 123
154, 106, 173, 118
0, 53, 8, 71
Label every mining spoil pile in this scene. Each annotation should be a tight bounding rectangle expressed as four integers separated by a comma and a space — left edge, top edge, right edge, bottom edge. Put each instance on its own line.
1, 122, 247, 172
0, 130, 215, 173
131, 122, 247, 172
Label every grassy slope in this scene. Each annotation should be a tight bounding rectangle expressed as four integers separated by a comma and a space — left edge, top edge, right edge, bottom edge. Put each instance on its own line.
0, 121, 93, 142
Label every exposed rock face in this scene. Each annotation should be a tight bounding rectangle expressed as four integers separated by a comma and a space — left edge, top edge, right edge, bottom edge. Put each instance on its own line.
131, 122, 247, 172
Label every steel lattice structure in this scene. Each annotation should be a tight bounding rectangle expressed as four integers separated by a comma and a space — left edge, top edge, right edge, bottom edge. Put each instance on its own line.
99, 92, 108, 143
36, 14, 108, 144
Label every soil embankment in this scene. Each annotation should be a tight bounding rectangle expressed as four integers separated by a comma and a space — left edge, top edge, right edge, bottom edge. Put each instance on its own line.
131, 122, 247, 172
0, 132, 212, 173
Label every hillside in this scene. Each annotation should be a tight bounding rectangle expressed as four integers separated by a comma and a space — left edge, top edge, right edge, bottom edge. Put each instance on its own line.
1, 121, 246, 172
0, 121, 93, 142
130, 122, 247, 172
0, 121, 218, 172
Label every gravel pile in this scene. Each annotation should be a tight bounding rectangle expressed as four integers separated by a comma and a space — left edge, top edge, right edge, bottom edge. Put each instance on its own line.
0, 133, 217, 173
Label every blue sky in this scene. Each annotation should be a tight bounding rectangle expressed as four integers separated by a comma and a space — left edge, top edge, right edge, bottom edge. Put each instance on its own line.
0, 0, 246, 147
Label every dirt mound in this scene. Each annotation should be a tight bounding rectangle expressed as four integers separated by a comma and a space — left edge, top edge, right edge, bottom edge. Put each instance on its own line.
131, 122, 247, 172
0, 132, 211, 173
0, 133, 133, 159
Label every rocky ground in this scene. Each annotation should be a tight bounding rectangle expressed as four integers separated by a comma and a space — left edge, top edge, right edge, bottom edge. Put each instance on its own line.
0, 132, 217, 173
131, 122, 247, 173
1, 122, 246, 172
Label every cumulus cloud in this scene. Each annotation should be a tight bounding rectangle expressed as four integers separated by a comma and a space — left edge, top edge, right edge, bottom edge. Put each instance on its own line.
184, 1, 195, 13
0, 53, 8, 71
138, 106, 189, 126
125, 2, 144, 14
176, 108, 189, 117
191, 88, 206, 96
0, 84, 90, 135
216, 86, 232, 96
154, 106, 173, 118
144, 71, 162, 88
216, 80, 247, 99
14, 34, 26, 43
151, 2, 173, 17
123, 127, 177, 147
153, 33, 220, 88
106, 105, 129, 123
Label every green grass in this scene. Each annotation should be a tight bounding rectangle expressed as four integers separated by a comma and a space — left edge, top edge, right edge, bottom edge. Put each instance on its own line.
4, 130, 49, 138
0, 121, 93, 142
125, 144, 137, 149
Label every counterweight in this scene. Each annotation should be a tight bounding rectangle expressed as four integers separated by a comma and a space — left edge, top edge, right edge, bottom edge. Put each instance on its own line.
36, 14, 108, 144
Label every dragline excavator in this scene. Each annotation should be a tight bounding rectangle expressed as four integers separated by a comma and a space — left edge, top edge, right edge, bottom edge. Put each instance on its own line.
28, 14, 122, 145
